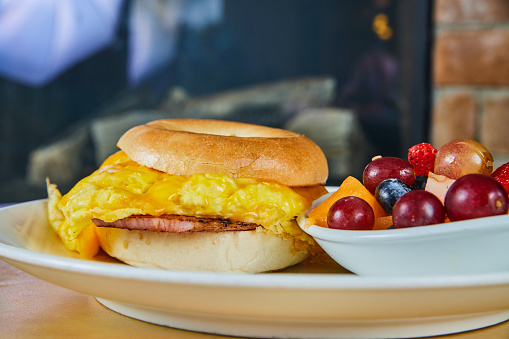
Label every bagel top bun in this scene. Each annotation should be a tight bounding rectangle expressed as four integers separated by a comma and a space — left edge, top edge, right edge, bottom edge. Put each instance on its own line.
117, 119, 328, 187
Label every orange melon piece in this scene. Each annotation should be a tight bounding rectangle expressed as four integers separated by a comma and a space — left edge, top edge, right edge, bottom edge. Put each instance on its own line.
374, 216, 393, 230
307, 176, 387, 227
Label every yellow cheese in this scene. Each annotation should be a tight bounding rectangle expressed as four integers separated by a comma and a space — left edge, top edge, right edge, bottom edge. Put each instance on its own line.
50, 151, 325, 257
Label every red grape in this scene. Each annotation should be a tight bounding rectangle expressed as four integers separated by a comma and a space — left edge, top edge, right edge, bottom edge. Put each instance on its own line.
327, 196, 375, 230
363, 157, 415, 194
444, 174, 508, 221
392, 190, 445, 228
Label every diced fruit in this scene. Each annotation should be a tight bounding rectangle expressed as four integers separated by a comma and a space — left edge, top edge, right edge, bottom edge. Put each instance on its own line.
408, 143, 437, 176
411, 175, 428, 190
375, 179, 412, 215
310, 139, 508, 232
327, 196, 375, 230
491, 161, 509, 194
373, 215, 393, 230
424, 172, 456, 204
392, 190, 445, 228
434, 139, 494, 179
363, 157, 415, 194
444, 174, 508, 221
307, 176, 386, 227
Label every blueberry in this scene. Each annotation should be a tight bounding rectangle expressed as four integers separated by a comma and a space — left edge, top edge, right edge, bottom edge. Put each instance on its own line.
375, 179, 412, 215
411, 175, 428, 190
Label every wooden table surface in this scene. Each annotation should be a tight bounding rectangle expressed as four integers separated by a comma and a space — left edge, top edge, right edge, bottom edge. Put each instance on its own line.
2, 260, 509, 339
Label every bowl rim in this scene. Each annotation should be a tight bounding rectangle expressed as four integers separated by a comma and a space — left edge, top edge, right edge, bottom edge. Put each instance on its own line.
299, 213, 509, 244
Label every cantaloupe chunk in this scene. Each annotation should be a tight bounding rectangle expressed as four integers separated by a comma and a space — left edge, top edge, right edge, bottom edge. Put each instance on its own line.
307, 176, 387, 227
374, 215, 393, 230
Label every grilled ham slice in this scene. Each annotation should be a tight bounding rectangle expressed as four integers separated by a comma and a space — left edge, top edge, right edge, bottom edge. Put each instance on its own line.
92, 215, 260, 233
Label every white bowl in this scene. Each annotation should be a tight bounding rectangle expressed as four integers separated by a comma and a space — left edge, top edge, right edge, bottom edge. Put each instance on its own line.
299, 191, 509, 277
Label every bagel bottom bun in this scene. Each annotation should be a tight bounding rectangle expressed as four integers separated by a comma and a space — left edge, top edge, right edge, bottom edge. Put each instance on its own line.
96, 226, 310, 273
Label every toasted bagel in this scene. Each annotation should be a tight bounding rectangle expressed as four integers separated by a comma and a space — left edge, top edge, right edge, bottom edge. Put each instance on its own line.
117, 119, 328, 187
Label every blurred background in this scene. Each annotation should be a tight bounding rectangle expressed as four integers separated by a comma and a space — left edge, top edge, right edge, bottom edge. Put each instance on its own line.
1, 0, 508, 203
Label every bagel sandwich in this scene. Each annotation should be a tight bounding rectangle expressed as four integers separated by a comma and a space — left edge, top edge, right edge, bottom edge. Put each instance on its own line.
47, 119, 328, 273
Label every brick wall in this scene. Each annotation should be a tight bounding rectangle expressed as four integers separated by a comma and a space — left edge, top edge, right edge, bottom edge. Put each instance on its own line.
432, 0, 509, 163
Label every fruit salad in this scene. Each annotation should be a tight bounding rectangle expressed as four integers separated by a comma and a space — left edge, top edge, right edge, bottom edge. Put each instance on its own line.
306, 139, 509, 230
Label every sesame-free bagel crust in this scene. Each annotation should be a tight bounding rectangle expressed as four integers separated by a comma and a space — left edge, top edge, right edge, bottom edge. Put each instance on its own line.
117, 119, 328, 186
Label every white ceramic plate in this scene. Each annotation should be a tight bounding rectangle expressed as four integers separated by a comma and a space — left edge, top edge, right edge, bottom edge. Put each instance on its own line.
2, 200, 509, 339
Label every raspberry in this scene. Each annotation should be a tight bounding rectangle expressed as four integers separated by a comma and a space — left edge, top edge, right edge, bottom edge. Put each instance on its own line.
491, 162, 509, 194
408, 143, 438, 176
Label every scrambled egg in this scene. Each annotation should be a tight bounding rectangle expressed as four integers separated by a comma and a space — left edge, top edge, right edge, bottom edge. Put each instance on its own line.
48, 151, 326, 258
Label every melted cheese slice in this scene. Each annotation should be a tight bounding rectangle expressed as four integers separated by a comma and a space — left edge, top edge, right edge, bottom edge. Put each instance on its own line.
50, 151, 326, 257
